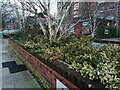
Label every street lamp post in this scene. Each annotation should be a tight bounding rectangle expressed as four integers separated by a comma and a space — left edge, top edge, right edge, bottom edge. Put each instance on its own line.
116, 1, 120, 37
118, 1, 120, 37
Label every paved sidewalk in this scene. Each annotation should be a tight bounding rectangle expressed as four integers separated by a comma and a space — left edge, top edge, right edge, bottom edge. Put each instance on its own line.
1, 39, 42, 89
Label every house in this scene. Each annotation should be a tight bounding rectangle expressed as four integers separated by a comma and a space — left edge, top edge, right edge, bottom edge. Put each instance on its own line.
57, 1, 119, 36
57, 1, 97, 35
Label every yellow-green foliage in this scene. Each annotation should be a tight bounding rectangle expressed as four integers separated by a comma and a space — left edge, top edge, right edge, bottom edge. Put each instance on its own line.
12, 34, 120, 90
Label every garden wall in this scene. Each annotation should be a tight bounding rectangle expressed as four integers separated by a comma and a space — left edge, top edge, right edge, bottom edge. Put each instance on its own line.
8, 39, 80, 89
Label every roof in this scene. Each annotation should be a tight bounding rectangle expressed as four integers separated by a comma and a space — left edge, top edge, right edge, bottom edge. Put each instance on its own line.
72, 17, 89, 23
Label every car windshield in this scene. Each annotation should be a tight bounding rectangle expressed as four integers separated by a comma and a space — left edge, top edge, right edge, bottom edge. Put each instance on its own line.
9, 29, 19, 32
3, 30, 9, 33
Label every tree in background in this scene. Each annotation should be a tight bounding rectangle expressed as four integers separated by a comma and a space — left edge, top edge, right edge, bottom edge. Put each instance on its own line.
2, 1, 119, 39
1, 1, 20, 30
84, 2, 118, 38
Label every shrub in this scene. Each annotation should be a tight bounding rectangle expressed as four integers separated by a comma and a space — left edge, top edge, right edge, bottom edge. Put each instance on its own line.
10, 33, 120, 90
62, 41, 120, 89
96, 25, 105, 38
105, 25, 116, 38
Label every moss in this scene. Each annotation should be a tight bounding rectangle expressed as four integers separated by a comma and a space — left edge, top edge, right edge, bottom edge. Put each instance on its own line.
25, 63, 51, 89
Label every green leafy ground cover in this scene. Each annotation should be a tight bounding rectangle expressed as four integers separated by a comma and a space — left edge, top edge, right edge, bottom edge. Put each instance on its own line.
10, 30, 120, 89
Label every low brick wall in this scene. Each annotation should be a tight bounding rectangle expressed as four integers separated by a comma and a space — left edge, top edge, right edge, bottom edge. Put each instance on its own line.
8, 39, 80, 89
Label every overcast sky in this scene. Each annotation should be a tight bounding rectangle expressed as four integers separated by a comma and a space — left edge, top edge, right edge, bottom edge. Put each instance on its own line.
0, 0, 57, 15
0, 0, 119, 15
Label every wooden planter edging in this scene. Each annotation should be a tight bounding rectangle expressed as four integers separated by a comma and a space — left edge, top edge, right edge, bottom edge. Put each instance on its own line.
8, 39, 80, 89
9, 39, 106, 90
93, 38, 120, 45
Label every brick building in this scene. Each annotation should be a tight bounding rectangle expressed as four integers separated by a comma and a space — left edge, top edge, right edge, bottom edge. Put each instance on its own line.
57, 1, 97, 20
57, 1, 118, 35
57, 1, 97, 35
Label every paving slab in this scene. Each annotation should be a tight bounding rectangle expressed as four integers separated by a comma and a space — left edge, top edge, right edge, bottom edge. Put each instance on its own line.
2, 74, 15, 88
1, 39, 42, 89
0, 38, 2, 90
12, 71, 34, 83
2, 84, 15, 89
2, 68, 10, 76
14, 79, 40, 88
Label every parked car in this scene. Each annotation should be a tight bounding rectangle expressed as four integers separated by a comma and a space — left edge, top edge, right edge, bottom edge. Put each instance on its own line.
2, 29, 19, 38
2, 29, 9, 38
0, 31, 2, 38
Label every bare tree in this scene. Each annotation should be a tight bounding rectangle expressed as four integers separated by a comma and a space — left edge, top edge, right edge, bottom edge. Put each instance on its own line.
85, 2, 118, 38
15, 0, 74, 40
1, 1, 20, 30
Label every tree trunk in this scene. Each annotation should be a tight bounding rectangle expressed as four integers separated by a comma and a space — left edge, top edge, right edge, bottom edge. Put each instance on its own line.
47, 0, 52, 40
55, 2, 72, 39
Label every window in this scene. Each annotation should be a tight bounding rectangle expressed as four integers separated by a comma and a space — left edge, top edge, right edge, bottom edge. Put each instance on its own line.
74, 3, 79, 10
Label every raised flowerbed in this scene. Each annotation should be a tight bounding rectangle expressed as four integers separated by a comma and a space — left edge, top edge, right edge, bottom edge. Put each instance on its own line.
9, 33, 120, 90
8, 39, 108, 90
8, 39, 80, 89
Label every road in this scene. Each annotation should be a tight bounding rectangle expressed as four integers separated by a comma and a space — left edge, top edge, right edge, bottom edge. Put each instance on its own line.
0, 37, 42, 89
